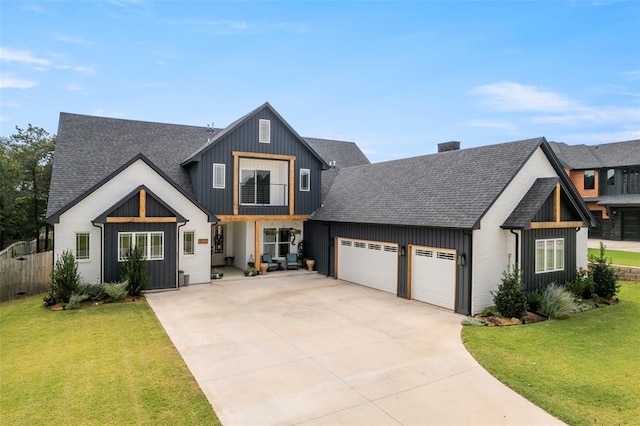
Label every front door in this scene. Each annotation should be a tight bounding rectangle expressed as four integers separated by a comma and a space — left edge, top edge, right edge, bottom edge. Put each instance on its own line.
211, 224, 226, 266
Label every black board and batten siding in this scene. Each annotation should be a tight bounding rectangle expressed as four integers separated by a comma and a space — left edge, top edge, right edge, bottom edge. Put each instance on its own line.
521, 227, 577, 291
304, 221, 472, 315
104, 222, 177, 290
190, 108, 323, 216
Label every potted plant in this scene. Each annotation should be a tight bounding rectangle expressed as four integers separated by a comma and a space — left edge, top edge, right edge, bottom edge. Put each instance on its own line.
211, 268, 224, 279
244, 267, 258, 277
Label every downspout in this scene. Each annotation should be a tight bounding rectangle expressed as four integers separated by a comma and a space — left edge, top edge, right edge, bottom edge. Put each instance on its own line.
91, 221, 103, 283
509, 229, 519, 267
464, 229, 473, 316
177, 222, 188, 289
323, 222, 331, 278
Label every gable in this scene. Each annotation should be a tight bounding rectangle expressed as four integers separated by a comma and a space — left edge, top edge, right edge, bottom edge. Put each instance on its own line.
181, 102, 327, 167
94, 185, 187, 224
502, 178, 586, 230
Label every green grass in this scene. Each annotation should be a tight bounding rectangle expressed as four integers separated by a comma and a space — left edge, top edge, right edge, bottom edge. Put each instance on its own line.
0, 295, 220, 426
588, 248, 640, 267
462, 281, 640, 426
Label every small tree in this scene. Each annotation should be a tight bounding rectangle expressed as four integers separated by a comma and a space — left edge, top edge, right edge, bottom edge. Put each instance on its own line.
588, 242, 619, 299
492, 266, 528, 319
121, 246, 149, 297
46, 250, 80, 305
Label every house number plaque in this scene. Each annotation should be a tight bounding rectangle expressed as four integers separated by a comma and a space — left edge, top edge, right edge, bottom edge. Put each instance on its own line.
198, 239, 209, 244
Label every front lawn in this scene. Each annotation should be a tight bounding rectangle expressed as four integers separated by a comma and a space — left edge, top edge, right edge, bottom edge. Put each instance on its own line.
462, 281, 640, 426
0, 295, 220, 425
588, 248, 640, 267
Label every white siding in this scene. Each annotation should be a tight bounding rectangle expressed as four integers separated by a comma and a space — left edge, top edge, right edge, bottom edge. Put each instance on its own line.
576, 227, 589, 270
54, 159, 211, 285
471, 147, 558, 314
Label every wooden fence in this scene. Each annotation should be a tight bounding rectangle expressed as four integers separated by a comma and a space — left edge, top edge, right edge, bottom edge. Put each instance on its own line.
0, 251, 53, 302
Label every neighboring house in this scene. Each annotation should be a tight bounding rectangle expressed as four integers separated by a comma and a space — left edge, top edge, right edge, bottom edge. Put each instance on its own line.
305, 138, 593, 315
46, 103, 332, 290
550, 140, 640, 241
47, 103, 593, 315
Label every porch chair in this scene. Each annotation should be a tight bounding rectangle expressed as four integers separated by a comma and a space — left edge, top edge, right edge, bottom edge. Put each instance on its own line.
285, 252, 298, 270
261, 254, 279, 271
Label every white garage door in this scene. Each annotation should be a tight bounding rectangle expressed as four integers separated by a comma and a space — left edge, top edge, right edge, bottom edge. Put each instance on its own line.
411, 246, 457, 310
337, 238, 398, 294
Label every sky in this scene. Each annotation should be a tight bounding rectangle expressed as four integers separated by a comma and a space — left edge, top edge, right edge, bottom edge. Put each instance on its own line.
1, 1, 639, 163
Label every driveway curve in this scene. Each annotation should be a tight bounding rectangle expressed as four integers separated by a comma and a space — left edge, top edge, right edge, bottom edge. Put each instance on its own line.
147, 272, 564, 425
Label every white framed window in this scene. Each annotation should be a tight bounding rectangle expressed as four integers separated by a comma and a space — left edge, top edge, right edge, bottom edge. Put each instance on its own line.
535, 238, 564, 273
118, 232, 164, 261
213, 163, 225, 189
262, 228, 291, 258
259, 119, 270, 143
183, 231, 195, 256
300, 168, 310, 191
76, 232, 90, 261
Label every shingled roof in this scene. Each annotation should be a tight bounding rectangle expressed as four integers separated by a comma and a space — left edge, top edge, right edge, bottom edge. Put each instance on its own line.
501, 177, 559, 229
46, 112, 220, 219
549, 139, 640, 169
304, 137, 370, 199
311, 137, 558, 229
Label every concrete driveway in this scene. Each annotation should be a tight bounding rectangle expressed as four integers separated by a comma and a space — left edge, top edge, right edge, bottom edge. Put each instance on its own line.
147, 272, 564, 425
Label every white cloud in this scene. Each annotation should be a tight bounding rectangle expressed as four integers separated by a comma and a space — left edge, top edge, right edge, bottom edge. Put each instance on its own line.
471, 81, 578, 113
56, 64, 96, 73
530, 106, 640, 126
0, 47, 50, 66
49, 32, 93, 45
0, 73, 38, 89
620, 70, 640, 80
560, 129, 640, 144
65, 83, 82, 92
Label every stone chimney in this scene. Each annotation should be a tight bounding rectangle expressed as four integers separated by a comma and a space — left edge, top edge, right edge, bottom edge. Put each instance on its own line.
438, 141, 461, 153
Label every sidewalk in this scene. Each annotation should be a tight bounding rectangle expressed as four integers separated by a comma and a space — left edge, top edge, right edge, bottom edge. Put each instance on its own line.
588, 239, 640, 253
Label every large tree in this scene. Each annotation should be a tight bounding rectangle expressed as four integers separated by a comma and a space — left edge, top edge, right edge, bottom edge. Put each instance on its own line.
0, 125, 55, 251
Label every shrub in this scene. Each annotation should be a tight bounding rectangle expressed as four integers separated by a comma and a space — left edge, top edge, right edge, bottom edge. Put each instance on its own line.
573, 302, 595, 313
46, 250, 81, 304
77, 282, 107, 301
462, 317, 486, 326
211, 268, 224, 279
66, 292, 89, 310
121, 247, 150, 297
244, 267, 258, 276
479, 306, 500, 317
588, 242, 620, 299
526, 290, 543, 312
541, 283, 577, 319
565, 267, 594, 299
103, 282, 128, 302
492, 267, 528, 319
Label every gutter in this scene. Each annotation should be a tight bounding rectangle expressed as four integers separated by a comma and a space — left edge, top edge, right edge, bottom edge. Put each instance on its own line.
91, 221, 103, 283
509, 229, 519, 267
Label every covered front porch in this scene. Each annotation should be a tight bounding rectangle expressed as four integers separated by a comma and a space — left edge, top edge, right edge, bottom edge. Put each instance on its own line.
210, 219, 307, 271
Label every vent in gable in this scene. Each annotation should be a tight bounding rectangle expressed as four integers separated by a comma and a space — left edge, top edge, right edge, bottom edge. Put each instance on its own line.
259, 119, 270, 143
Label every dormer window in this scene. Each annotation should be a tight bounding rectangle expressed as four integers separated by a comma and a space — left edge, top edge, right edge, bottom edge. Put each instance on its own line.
259, 119, 270, 143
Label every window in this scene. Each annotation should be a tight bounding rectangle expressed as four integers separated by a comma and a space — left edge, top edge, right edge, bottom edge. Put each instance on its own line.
213, 163, 225, 189
535, 238, 564, 273
300, 168, 310, 191
263, 228, 291, 258
76, 233, 90, 260
183, 231, 195, 256
583, 170, 595, 190
118, 232, 164, 261
607, 169, 615, 186
259, 119, 270, 143
240, 169, 270, 204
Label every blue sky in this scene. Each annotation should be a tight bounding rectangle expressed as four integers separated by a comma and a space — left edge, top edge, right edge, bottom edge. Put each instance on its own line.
1, 1, 639, 163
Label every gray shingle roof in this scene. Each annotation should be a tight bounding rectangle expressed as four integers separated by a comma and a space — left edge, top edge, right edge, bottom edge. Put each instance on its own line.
501, 177, 559, 229
596, 194, 640, 206
303, 137, 370, 169
303, 137, 370, 200
549, 139, 640, 169
311, 137, 549, 229
47, 112, 219, 218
